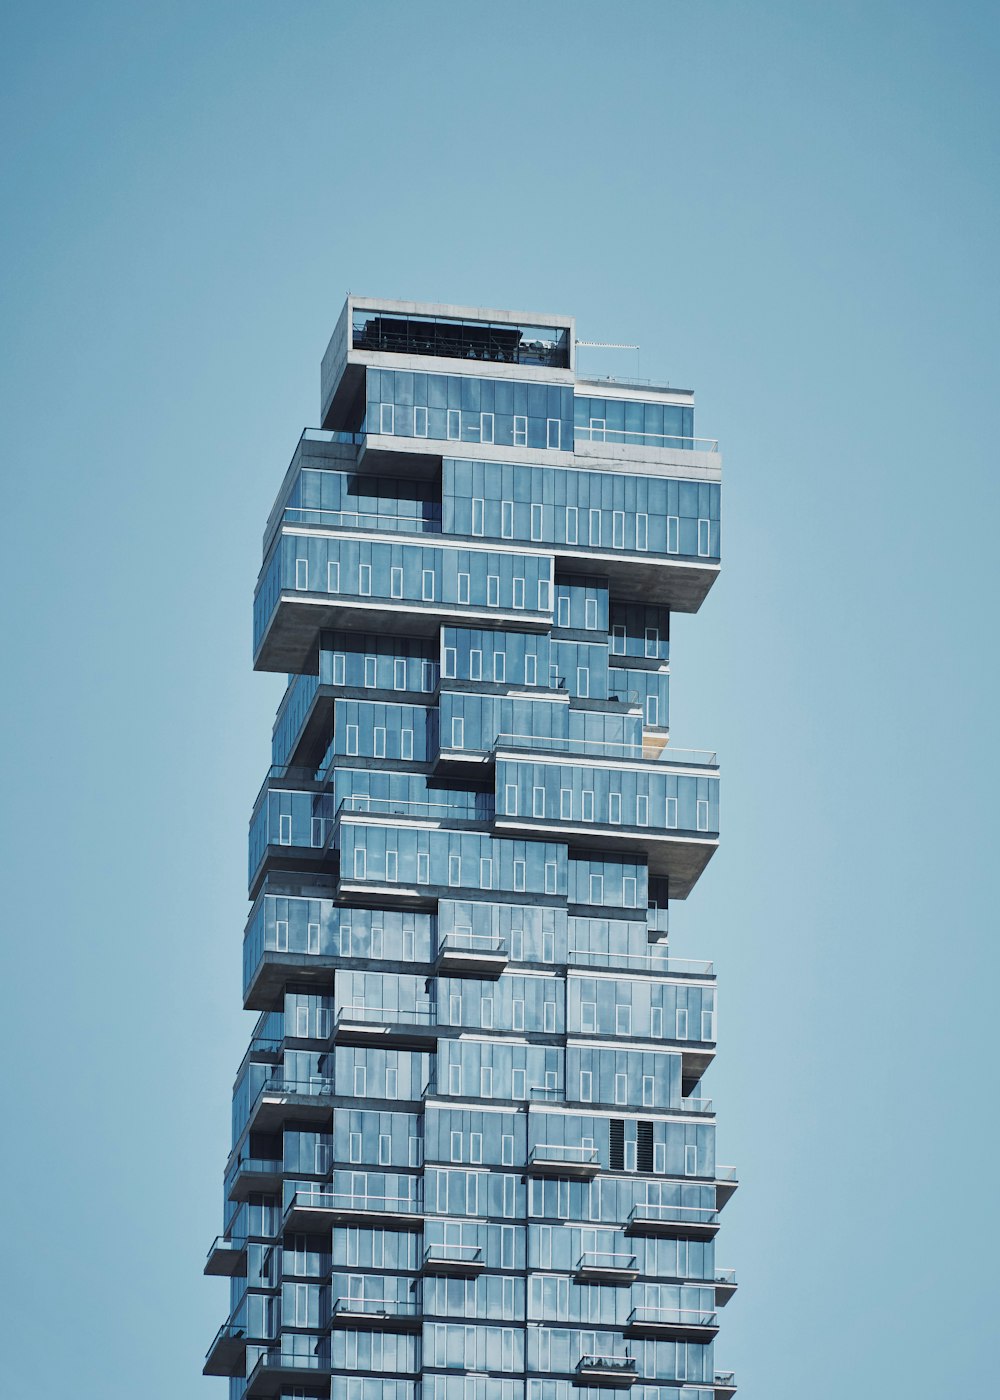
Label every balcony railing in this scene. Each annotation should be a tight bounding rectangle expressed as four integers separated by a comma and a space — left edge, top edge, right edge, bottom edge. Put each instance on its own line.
283, 505, 443, 534
336, 1005, 436, 1029
423, 1243, 484, 1272
575, 423, 718, 453
338, 795, 494, 822
628, 1304, 718, 1329
494, 733, 718, 767
286, 1188, 421, 1218
528, 1143, 600, 1176
567, 948, 714, 976
328, 1297, 420, 1327
627, 1201, 720, 1231
576, 1355, 637, 1376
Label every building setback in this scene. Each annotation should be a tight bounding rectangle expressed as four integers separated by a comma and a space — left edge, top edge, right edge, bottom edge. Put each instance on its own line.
204, 297, 737, 1400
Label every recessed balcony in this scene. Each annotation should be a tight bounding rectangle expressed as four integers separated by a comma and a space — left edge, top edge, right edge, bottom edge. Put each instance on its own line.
203, 1323, 248, 1377
331, 1005, 438, 1049
204, 1235, 247, 1278
625, 1305, 719, 1342
283, 1188, 423, 1233
573, 1355, 637, 1388
625, 1202, 720, 1240
573, 1251, 639, 1285
327, 1297, 421, 1332
421, 1243, 485, 1277
527, 1143, 600, 1178
433, 932, 509, 978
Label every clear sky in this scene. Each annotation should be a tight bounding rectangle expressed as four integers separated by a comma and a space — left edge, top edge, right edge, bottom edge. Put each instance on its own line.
1, 2, 997, 1396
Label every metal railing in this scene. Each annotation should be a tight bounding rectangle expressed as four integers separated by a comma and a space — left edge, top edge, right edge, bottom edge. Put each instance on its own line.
330, 1297, 419, 1321
577, 1355, 637, 1373
494, 733, 718, 766
567, 948, 714, 976
716, 1165, 738, 1182
628, 1202, 720, 1227
628, 1305, 717, 1328
576, 1251, 638, 1271
423, 1243, 483, 1266
287, 1188, 421, 1215
338, 794, 493, 821
530, 1143, 600, 1167
336, 1005, 436, 1028
575, 423, 718, 453
437, 932, 509, 956
283, 505, 443, 534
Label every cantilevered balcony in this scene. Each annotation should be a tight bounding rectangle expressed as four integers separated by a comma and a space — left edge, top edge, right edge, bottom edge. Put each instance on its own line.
625, 1201, 720, 1240
715, 1269, 738, 1306
204, 1235, 247, 1278
573, 1355, 637, 1388
625, 1305, 719, 1342
203, 1322, 248, 1377
714, 1372, 737, 1399
331, 1005, 438, 1049
247, 1077, 333, 1134
327, 1297, 421, 1332
573, 1251, 639, 1285
283, 1188, 423, 1233
226, 1156, 283, 1201
527, 1143, 600, 1178
421, 1243, 485, 1277
244, 1351, 331, 1399
433, 931, 509, 978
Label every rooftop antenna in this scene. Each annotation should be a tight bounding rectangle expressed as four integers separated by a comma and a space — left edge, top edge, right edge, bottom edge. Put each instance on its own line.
576, 341, 641, 382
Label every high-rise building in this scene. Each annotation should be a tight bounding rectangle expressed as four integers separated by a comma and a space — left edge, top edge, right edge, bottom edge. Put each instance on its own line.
204, 298, 737, 1400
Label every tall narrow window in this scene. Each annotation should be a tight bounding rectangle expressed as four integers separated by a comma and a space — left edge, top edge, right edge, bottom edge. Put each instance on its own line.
417, 851, 429, 884
505, 784, 518, 815
589, 510, 601, 546
401, 728, 413, 760
501, 501, 514, 538
667, 516, 680, 554
390, 566, 403, 598
451, 716, 465, 749
666, 797, 678, 828
612, 511, 625, 548
422, 569, 435, 601
513, 859, 526, 891
585, 597, 598, 629
447, 409, 461, 440
646, 694, 659, 727
611, 623, 625, 655
513, 577, 525, 609
525, 653, 537, 685
565, 506, 578, 543
487, 576, 500, 608
493, 651, 506, 682
414, 405, 429, 437
698, 518, 711, 556
513, 415, 527, 447
278, 814, 292, 845
472, 499, 485, 536
644, 627, 659, 658
295, 558, 308, 591
636, 513, 648, 550
614, 1073, 628, 1105
609, 792, 621, 824
394, 658, 406, 690
530, 503, 543, 541
458, 572, 471, 604
449, 854, 461, 886
359, 563, 372, 596
385, 849, 398, 882
684, 1144, 699, 1176
676, 1007, 689, 1039
470, 649, 482, 680
442, 647, 457, 678
697, 798, 710, 832
532, 786, 545, 818
379, 402, 395, 435
327, 561, 340, 593
546, 418, 561, 449
373, 726, 386, 757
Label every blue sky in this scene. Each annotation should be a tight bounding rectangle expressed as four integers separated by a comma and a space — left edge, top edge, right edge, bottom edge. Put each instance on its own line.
1, 2, 998, 1396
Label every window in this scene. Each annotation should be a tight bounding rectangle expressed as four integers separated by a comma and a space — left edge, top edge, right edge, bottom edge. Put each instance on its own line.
354, 1066, 367, 1096
505, 784, 518, 816
364, 655, 377, 687
379, 1133, 391, 1165
582, 790, 594, 822
414, 405, 429, 437
698, 518, 711, 556
666, 797, 678, 828
379, 402, 394, 434
487, 576, 500, 607
589, 874, 604, 903
584, 598, 598, 630
609, 792, 621, 824
560, 788, 572, 820
390, 566, 403, 598
450, 1132, 462, 1163
544, 861, 558, 893
576, 667, 590, 698
417, 851, 429, 884
308, 922, 320, 954
494, 651, 506, 682
442, 647, 457, 678
611, 624, 625, 655
481, 412, 494, 444
393, 658, 406, 690
557, 595, 570, 627
613, 511, 625, 548
580, 1070, 593, 1102
458, 572, 470, 603
651, 1006, 663, 1038
467, 648, 482, 680
481, 1066, 493, 1097
277, 813, 292, 845
501, 501, 514, 538
311, 816, 323, 847
543, 1001, 556, 1033
530, 503, 543, 541
373, 726, 386, 757
502, 1134, 515, 1165
685, 1145, 699, 1176
644, 627, 658, 658
616, 1005, 632, 1035
512, 998, 524, 1031
636, 513, 648, 550
349, 1131, 362, 1162
623, 876, 637, 907
386, 849, 398, 882
546, 418, 561, 449
565, 506, 578, 543
447, 409, 461, 440
532, 786, 545, 818
449, 854, 461, 886
581, 1000, 596, 1032
480, 858, 493, 889
422, 569, 435, 601
697, 799, 710, 832
353, 847, 367, 879
538, 578, 551, 611
332, 652, 345, 685
646, 694, 659, 727
642, 1075, 654, 1106
667, 516, 679, 554
275, 920, 288, 951
525, 654, 537, 685
472, 499, 484, 536
637, 794, 648, 826
327, 561, 340, 593
422, 660, 435, 692
359, 563, 372, 596
295, 558, 308, 590
676, 1007, 689, 1039
470, 1132, 483, 1163
614, 1073, 627, 1105
513, 415, 527, 447
401, 728, 413, 760
449, 1063, 462, 1094
452, 716, 465, 749
513, 577, 525, 609
589, 509, 601, 546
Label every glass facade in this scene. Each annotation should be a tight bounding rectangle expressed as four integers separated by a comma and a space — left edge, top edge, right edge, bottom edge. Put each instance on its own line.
206, 300, 736, 1400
